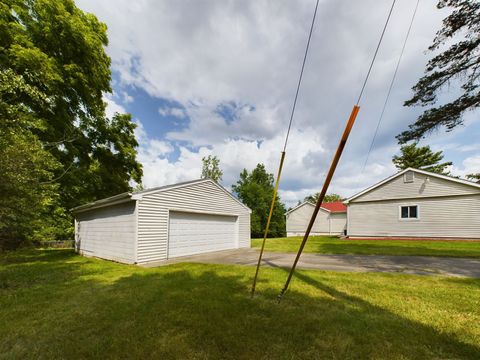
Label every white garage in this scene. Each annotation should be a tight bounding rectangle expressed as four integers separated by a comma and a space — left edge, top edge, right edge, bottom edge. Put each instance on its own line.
72, 179, 251, 264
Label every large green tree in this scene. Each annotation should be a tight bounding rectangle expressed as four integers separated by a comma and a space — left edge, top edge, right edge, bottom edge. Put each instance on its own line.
392, 143, 452, 174
201, 155, 223, 183
304, 193, 343, 204
0, 69, 61, 248
398, 0, 480, 143
0, 0, 142, 244
232, 164, 286, 238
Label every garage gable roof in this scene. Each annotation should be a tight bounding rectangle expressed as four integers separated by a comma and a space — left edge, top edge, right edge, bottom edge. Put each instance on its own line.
345, 167, 480, 204
72, 179, 251, 214
285, 201, 343, 215
135, 178, 252, 213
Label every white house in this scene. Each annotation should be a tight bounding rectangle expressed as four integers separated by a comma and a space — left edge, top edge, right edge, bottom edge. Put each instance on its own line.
345, 168, 480, 239
72, 179, 251, 264
286, 201, 347, 237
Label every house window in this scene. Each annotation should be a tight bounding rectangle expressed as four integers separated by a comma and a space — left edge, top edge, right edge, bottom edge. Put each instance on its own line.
400, 205, 418, 219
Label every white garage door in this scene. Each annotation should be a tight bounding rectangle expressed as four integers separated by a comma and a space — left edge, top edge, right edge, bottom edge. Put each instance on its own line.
168, 211, 238, 258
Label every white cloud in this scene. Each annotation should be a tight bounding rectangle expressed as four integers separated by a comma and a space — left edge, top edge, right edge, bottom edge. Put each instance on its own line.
103, 94, 126, 118
77, 0, 479, 207
122, 91, 134, 104
158, 106, 187, 119
452, 155, 480, 179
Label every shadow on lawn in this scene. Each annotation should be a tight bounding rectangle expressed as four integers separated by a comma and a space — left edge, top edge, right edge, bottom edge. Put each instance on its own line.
1, 251, 479, 359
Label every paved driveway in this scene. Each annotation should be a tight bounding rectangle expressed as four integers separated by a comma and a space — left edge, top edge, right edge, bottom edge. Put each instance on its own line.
142, 248, 480, 278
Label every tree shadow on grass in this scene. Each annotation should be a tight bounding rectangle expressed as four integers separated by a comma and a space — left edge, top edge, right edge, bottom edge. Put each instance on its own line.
1, 252, 479, 359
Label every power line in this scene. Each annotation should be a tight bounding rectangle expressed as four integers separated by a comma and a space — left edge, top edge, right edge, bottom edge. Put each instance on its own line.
251, 0, 320, 298
362, 0, 420, 172
283, 0, 320, 152
277, 0, 398, 302
356, 0, 397, 106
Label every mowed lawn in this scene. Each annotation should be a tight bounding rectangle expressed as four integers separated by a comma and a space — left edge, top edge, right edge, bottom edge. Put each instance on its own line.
252, 236, 480, 257
1, 250, 479, 359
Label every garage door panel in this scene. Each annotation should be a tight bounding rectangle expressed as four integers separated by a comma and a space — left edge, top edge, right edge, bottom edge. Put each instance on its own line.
168, 211, 238, 258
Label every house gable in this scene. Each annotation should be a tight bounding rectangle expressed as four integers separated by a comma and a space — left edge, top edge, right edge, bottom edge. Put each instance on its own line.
286, 202, 329, 217
348, 169, 480, 203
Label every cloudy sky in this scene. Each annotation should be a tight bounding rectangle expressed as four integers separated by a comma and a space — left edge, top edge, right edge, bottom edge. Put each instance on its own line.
76, 0, 480, 207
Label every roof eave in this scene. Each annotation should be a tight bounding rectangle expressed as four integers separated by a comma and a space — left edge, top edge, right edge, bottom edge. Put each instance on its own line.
71, 192, 133, 213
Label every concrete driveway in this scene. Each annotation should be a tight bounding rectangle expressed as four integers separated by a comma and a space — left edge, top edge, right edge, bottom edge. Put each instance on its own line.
142, 248, 480, 278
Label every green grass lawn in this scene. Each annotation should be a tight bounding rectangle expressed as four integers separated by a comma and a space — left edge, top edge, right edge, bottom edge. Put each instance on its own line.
1, 250, 479, 359
251, 236, 480, 257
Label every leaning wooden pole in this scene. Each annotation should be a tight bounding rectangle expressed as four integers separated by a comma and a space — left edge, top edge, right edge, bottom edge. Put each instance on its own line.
251, 151, 286, 297
277, 105, 360, 302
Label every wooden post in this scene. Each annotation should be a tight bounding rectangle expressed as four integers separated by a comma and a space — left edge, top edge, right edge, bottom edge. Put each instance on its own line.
277, 105, 360, 302
251, 151, 286, 297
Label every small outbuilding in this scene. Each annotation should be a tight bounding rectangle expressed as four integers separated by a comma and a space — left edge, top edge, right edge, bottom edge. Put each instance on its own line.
72, 179, 251, 264
345, 168, 480, 239
286, 201, 347, 237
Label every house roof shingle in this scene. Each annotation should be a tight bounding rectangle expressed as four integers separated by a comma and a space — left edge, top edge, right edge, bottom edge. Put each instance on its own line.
320, 201, 347, 213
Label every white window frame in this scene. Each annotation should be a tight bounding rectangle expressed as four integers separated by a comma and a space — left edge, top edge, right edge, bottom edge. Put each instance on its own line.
398, 205, 420, 221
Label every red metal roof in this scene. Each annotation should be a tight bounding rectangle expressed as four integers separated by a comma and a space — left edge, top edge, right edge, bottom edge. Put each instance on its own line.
321, 201, 347, 213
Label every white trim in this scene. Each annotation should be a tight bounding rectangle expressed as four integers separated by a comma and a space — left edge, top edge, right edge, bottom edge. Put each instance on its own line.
398, 204, 420, 221
345, 167, 480, 204
235, 216, 240, 248
74, 218, 79, 252
346, 204, 350, 236
134, 200, 139, 263
167, 207, 241, 217
71, 193, 132, 213
166, 210, 171, 260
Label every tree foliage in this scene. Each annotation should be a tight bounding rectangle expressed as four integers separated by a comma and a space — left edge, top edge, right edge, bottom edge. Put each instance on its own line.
0, 0, 142, 247
392, 143, 452, 174
466, 173, 480, 183
304, 193, 343, 204
232, 164, 286, 238
398, 0, 480, 143
201, 155, 223, 183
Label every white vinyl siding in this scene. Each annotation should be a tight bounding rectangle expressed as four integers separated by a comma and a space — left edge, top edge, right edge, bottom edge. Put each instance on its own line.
75, 202, 136, 263
330, 213, 347, 234
137, 181, 250, 263
168, 212, 238, 258
286, 202, 347, 236
355, 171, 478, 202
348, 195, 480, 239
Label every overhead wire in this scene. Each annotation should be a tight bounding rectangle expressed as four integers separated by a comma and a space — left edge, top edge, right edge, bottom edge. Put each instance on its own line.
283, 0, 320, 152
356, 0, 397, 106
362, 0, 421, 172
277, 0, 398, 302
251, 0, 320, 298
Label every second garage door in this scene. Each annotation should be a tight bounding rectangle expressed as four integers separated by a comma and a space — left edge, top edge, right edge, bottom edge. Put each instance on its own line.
168, 211, 238, 258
